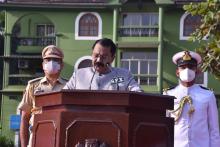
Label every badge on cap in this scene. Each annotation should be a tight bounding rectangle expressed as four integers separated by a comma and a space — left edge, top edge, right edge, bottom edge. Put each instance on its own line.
172, 50, 202, 67
42, 45, 64, 59
182, 51, 192, 61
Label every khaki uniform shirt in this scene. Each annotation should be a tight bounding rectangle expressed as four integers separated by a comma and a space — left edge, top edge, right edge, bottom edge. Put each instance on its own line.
18, 76, 67, 125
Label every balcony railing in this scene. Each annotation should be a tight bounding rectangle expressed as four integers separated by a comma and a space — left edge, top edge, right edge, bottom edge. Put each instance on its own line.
118, 26, 158, 37
174, 0, 206, 4
5, 0, 107, 3
12, 36, 56, 46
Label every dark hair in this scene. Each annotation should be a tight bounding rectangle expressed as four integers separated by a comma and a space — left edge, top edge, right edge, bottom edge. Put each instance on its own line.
92, 38, 117, 56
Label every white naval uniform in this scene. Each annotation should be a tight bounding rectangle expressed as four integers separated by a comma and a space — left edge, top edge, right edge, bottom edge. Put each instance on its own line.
164, 84, 220, 147
63, 67, 142, 92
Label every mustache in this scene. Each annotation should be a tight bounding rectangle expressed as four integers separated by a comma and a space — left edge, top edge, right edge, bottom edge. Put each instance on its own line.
94, 61, 110, 67
95, 62, 105, 67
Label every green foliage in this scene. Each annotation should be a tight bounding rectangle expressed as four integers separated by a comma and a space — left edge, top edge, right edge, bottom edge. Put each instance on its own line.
0, 135, 14, 147
183, 0, 220, 80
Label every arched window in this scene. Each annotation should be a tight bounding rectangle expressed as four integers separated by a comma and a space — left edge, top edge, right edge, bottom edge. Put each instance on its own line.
75, 12, 102, 40
183, 14, 201, 36
79, 14, 98, 36
180, 13, 201, 40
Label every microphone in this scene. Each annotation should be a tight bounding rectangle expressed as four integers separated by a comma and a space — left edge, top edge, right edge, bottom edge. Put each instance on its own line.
116, 74, 119, 91
89, 65, 97, 90
89, 58, 110, 90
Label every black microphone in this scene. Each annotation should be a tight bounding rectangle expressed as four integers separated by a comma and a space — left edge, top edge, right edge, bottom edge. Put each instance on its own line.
117, 80, 119, 91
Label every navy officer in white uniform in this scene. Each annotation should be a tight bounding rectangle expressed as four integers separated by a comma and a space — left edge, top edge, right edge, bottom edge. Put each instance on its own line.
163, 50, 220, 147
63, 38, 142, 92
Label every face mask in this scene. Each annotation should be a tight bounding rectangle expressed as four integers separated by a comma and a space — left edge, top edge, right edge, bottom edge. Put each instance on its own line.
43, 60, 60, 74
179, 68, 196, 82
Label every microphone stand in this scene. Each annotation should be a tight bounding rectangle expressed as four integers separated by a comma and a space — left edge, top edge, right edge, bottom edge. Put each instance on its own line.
89, 66, 97, 90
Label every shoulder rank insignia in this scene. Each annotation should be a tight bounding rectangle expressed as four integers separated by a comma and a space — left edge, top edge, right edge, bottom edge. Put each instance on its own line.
163, 86, 176, 92
28, 77, 43, 84
61, 77, 68, 82
163, 86, 176, 95
199, 86, 213, 91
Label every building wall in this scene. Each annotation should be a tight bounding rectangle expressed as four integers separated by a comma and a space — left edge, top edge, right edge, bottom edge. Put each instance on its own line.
1, 1, 220, 141
117, 2, 160, 92
6, 9, 114, 78
1, 8, 114, 139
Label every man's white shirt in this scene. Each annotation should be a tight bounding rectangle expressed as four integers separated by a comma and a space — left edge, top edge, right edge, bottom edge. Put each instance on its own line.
63, 67, 142, 92
164, 84, 220, 147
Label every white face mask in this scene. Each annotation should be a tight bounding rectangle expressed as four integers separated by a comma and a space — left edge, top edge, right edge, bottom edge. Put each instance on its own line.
43, 60, 61, 74
179, 68, 196, 82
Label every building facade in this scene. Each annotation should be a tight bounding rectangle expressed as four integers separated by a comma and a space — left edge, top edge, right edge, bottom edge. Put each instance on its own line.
0, 0, 219, 142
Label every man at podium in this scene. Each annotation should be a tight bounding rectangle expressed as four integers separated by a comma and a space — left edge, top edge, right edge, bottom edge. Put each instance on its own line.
63, 38, 142, 92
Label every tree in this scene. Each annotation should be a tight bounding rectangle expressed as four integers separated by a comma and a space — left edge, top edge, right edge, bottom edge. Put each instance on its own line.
183, 0, 220, 80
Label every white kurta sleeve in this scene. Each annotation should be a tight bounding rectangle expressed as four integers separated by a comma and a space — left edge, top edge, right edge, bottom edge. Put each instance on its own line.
63, 72, 76, 90
208, 93, 220, 147
126, 71, 143, 92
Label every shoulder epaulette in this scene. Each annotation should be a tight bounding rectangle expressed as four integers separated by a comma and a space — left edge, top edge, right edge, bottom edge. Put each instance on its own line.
28, 77, 43, 84
61, 77, 68, 82
199, 85, 213, 91
163, 86, 176, 92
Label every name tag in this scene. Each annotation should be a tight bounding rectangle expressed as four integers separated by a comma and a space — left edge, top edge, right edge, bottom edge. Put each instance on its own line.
111, 77, 125, 84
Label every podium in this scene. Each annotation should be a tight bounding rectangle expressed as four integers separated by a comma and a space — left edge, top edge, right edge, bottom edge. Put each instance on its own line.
32, 90, 174, 147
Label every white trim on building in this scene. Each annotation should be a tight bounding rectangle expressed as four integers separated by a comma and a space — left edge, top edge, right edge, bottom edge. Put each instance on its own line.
180, 13, 207, 40
179, 13, 189, 40
201, 71, 208, 87
74, 55, 92, 70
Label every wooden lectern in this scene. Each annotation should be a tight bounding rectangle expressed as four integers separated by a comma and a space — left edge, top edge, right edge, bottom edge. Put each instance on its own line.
32, 90, 174, 147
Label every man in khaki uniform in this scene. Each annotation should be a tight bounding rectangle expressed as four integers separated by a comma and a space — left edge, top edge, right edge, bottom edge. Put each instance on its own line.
18, 45, 67, 147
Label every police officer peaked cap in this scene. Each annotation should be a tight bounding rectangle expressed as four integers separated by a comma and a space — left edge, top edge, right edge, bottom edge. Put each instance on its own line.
172, 50, 202, 67
42, 45, 64, 59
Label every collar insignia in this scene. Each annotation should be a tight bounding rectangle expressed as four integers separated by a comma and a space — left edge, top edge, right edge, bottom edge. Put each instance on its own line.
111, 77, 125, 84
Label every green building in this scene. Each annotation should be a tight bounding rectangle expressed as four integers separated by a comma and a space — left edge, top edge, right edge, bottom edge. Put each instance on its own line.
0, 0, 219, 144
